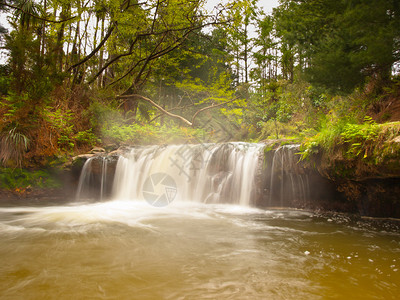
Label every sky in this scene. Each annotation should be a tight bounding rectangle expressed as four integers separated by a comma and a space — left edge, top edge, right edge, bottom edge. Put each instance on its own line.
258, 0, 280, 14
205, 0, 279, 14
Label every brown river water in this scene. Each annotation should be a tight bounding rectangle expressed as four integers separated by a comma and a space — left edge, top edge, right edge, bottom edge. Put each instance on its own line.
0, 200, 399, 299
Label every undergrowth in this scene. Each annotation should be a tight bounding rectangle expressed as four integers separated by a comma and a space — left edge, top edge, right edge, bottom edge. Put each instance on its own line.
300, 116, 400, 162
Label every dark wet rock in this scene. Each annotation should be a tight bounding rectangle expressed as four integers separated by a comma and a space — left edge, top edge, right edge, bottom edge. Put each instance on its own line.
260, 143, 400, 218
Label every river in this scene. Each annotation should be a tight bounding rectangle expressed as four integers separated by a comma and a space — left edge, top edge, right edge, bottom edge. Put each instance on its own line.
0, 200, 399, 299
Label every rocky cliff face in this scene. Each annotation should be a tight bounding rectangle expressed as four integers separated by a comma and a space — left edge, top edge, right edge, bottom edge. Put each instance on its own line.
258, 143, 349, 212
307, 143, 400, 218
258, 140, 400, 218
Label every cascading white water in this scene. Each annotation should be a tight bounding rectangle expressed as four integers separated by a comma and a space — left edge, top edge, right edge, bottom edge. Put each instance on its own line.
112, 143, 264, 206
75, 143, 313, 207
75, 156, 95, 201
268, 145, 310, 207
75, 155, 110, 201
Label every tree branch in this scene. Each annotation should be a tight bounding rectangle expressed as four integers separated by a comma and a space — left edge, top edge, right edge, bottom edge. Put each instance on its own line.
191, 98, 238, 126
68, 23, 115, 71
119, 94, 193, 126
119, 94, 240, 128
89, 18, 225, 86
149, 103, 195, 123
87, 35, 139, 84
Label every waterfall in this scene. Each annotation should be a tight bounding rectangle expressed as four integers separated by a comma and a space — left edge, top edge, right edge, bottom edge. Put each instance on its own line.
266, 145, 310, 207
75, 143, 264, 205
112, 143, 264, 206
76, 157, 95, 200
75, 155, 111, 201
75, 143, 312, 208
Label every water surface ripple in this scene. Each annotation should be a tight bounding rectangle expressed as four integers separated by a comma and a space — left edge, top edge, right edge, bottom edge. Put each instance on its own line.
0, 200, 399, 299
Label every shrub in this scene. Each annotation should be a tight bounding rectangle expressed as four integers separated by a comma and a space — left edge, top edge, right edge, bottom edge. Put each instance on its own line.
0, 127, 30, 167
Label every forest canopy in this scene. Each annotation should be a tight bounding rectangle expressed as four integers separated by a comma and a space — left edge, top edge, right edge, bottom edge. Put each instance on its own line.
0, 0, 399, 167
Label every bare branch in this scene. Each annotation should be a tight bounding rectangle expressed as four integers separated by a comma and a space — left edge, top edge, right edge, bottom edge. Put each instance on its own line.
119, 94, 239, 128
119, 94, 193, 126
68, 23, 115, 71
191, 98, 238, 126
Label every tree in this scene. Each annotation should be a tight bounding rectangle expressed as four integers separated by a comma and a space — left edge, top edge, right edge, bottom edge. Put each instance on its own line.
251, 14, 278, 94
222, 0, 258, 86
274, 0, 400, 93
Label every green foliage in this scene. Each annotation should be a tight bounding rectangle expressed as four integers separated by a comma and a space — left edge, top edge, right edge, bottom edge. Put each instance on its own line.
102, 123, 206, 145
0, 168, 61, 190
299, 116, 388, 161
87, 100, 125, 131
243, 79, 328, 141
258, 119, 298, 140
44, 107, 75, 151
274, 0, 400, 93
74, 129, 99, 148
307, 86, 328, 108
0, 0, 399, 169
299, 115, 353, 160
340, 117, 380, 158
276, 101, 293, 122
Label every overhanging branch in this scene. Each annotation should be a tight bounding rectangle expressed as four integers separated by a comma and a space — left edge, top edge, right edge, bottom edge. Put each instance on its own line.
119, 94, 193, 126
68, 23, 116, 71
118, 94, 240, 128
191, 97, 238, 126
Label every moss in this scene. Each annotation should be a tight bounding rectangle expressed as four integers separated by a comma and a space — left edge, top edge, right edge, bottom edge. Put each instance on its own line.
263, 144, 276, 154
330, 162, 356, 180
0, 168, 62, 190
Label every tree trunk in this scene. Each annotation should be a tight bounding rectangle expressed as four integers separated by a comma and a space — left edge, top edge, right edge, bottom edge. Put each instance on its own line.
244, 22, 248, 83
98, 17, 105, 88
